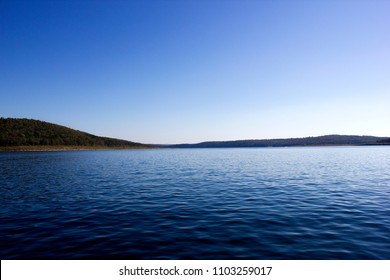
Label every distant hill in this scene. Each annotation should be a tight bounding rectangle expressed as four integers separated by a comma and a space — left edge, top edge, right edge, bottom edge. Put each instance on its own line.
170, 135, 390, 148
0, 118, 151, 150
2, 118, 388, 151
376, 138, 390, 144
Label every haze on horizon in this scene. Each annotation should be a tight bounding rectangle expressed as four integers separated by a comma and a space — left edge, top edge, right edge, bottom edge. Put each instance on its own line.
1, 0, 389, 144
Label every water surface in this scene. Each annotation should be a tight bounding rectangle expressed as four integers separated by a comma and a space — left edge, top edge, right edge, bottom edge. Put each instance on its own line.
1, 147, 389, 259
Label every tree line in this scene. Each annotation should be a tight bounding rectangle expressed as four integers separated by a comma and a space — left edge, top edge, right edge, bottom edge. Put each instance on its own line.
170, 135, 389, 148
0, 118, 146, 147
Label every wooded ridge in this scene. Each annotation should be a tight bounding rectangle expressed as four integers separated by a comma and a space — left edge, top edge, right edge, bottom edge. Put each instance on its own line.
169, 135, 390, 148
1, 118, 389, 150
0, 118, 150, 149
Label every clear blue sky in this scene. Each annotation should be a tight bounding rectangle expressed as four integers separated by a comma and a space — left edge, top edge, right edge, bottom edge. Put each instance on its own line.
1, 0, 389, 144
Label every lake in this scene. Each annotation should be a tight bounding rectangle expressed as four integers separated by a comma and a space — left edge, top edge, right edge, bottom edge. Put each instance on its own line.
0, 147, 389, 259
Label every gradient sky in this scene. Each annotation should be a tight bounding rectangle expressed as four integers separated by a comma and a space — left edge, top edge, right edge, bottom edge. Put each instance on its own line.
1, 0, 389, 144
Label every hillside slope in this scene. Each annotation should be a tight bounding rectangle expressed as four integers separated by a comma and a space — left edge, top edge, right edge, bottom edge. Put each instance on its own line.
0, 118, 149, 149
171, 135, 389, 148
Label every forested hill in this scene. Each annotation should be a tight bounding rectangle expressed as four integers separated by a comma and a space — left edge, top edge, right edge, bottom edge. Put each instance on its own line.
170, 135, 390, 148
0, 118, 150, 149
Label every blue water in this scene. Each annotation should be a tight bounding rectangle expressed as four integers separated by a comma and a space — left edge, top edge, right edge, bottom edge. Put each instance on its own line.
1, 147, 389, 259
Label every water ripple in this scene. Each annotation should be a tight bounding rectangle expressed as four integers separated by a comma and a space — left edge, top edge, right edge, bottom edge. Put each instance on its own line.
1, 147, 390, 259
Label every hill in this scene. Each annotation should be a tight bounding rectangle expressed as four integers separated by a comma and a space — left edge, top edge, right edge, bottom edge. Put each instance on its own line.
170, 135, 390, 148
0, 118, 151, 150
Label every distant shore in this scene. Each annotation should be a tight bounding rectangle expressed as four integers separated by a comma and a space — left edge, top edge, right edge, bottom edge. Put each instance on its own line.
0, 145, 155, 152
2, 143, 389, 152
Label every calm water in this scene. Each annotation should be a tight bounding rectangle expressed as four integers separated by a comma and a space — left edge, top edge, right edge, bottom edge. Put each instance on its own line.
1, 147, 389, 259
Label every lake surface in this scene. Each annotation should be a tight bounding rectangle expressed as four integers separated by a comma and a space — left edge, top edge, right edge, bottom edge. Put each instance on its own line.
1, 147, 389, 259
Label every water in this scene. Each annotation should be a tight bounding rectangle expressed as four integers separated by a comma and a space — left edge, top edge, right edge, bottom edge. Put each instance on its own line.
1, 147, 389, 259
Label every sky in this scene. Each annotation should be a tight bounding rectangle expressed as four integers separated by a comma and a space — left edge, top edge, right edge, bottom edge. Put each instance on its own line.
1, 0, 389, 144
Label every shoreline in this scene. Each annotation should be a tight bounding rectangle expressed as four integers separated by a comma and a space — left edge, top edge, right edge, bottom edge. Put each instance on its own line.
0, 145, 156, 152
1, 143, 389, 152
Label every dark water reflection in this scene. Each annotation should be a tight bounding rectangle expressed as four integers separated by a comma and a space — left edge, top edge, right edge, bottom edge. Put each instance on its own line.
1, 147, 389, 259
